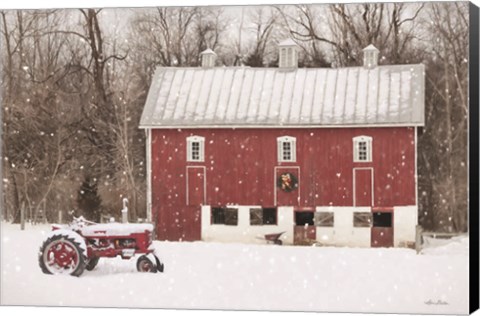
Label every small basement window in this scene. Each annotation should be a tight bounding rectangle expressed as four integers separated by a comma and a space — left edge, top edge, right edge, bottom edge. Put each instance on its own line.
250, 208, 277, 225
353, 212, 372, 227
353, 136, 372, 162
315, 212, 334, 227
277, 136, 296, 162
187, 136, 205, 162
211, 207, 238, 226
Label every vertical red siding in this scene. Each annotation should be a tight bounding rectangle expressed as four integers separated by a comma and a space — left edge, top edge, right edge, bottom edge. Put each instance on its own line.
187, 167, 205, 206
150, 127, 416, 240
354, 168, 373, 206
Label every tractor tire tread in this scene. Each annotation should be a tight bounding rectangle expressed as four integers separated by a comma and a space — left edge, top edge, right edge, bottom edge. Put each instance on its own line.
38, 234, 87, 277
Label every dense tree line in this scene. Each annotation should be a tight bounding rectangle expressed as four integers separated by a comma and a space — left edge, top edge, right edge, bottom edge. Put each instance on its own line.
0, 3, 470, 232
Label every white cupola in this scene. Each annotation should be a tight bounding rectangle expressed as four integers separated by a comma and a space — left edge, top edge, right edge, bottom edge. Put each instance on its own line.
278, 39, 299, 69
363, 44, 379, 69
200, 48, 217, 68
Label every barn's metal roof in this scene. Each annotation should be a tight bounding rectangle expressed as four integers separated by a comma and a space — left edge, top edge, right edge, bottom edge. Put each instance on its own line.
139, 64, 425, 128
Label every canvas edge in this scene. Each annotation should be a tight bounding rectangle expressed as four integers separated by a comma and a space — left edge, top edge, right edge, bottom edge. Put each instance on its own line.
469, 1, 480, 314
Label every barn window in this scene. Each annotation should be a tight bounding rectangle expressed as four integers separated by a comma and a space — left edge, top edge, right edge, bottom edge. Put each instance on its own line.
353, 136, 372, 162
187, 136, 205, 162
250, 208, 277, 225
353, 212, 372, 227
315, 212, 334, 227
211, 207, 238, 226
373, 212, 392, 228
295, 211, 314, 226
277, 136, 296, 162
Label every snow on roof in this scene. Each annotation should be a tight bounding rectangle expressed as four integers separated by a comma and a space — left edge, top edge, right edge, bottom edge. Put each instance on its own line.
139, 64, 425, 128
200, 48, 216, 55
363, 44, 379, 52
278, 38, 298, 46
80, 223, 154, 236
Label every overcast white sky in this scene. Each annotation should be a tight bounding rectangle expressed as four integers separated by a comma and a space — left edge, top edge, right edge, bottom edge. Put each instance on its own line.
1, 0, 479, 9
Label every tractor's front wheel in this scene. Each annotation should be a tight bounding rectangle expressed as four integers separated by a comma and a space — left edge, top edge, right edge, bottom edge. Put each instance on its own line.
136, 255, 157, 273
39, 234, 87, 277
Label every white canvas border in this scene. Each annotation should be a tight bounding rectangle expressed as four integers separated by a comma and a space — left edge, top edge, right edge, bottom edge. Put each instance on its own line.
0, 1, 477, 316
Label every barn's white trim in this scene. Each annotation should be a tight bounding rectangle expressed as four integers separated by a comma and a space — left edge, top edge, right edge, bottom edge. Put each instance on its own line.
146, 129, 152, 222
315, 206, 371, 247
393, 206, 417, 247
414, 126, 419, 224
199, 204, 416, 247
352, 167, 375, 207
139, 123, 424, 129
201, 205, 295, 244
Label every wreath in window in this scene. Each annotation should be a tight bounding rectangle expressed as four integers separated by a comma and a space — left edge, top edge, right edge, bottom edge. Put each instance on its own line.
277, 172, 298, 192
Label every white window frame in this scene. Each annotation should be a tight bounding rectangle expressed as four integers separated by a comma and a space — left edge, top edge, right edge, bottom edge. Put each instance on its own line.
187, 135, 205, 162
353, 136, 372, 162
277, 136, 296, 162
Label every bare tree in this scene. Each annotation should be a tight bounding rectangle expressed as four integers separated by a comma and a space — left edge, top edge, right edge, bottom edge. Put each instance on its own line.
418, 2, 469, 232
243, 7, 283, 67
328, 3, 424, 65
1, 4, 470, 231
278, 3, 424, 67
276, 4, 339, 67
130, 7, 228, 69
195, 7, 226, 59
1, 8, 134, 222
1, 10, 68, 222
130, 7, 198, 68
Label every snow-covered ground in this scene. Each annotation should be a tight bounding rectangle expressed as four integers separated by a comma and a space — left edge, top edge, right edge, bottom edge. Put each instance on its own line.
0, 222, 469, 315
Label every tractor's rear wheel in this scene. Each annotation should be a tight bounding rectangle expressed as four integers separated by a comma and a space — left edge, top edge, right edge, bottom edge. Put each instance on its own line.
85, 257, 100, 271
39, 234, 86, 277
136, 255, 157, 273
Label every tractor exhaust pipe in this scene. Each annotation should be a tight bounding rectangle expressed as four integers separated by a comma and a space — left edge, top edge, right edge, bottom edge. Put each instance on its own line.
121, 198, 128, 223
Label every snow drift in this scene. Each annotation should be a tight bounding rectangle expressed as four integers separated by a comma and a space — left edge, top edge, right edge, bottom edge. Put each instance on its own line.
0, 222, 469, 315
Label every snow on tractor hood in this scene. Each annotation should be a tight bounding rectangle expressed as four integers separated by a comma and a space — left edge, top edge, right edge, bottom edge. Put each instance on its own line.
80, 223, 154, 237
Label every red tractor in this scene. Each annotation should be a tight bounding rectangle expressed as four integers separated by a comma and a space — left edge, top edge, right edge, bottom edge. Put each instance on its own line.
38, 216, 164, 276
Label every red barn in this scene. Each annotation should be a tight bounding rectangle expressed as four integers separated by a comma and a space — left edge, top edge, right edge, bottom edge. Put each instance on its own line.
139, 41, 425, 247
